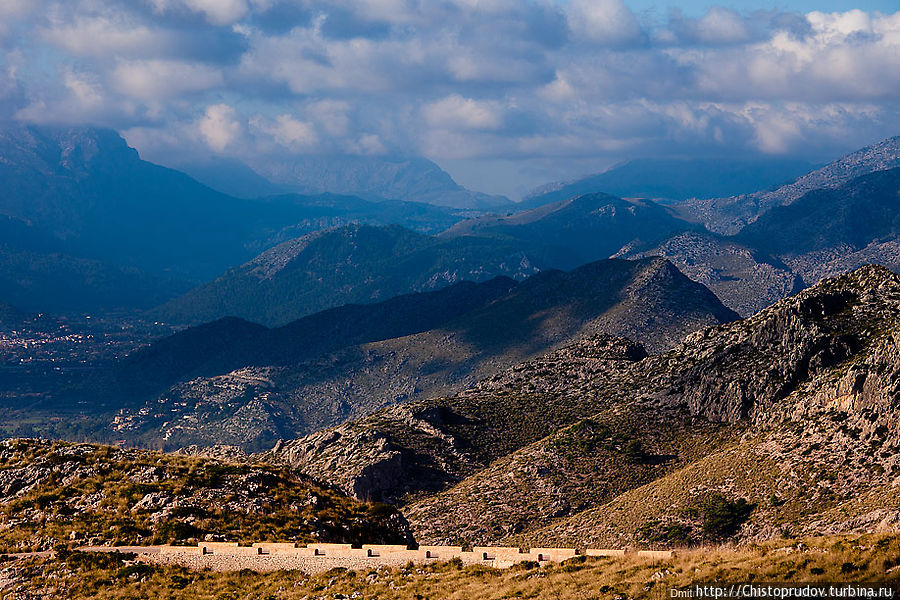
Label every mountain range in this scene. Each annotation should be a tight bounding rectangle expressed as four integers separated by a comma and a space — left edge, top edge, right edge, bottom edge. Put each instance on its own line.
264, 265, 900, 549
622, 165, 900, 315
155, 147, 897, 327
676, 136, 900, 235
442, 193, 694, 268
245, 154, 511, 210
0, 126, 490, 314
153, 190, 702, 327
5, 121, 900, 585
110, 257, 737, 450
522, 156, 815, 208
151, 224, 559, 326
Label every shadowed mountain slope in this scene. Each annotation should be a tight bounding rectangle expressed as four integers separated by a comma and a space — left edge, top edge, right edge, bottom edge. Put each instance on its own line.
116, 258, 736, 450
113, 276, 518, 400
737, 167, 900, 258
0, 214, 189, 313
0, 303, 28, 328
442, 193, 696, 269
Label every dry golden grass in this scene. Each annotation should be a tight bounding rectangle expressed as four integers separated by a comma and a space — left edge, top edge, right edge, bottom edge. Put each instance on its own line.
13, 533, 899, 600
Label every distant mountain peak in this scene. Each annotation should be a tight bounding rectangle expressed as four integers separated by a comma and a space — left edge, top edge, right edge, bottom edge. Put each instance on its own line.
246, 154, 511, 210
677, 134, 900, 235
521, 156, 816, 208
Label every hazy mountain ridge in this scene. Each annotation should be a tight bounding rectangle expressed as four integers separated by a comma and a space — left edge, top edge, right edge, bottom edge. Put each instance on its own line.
522, 157, 815, 208
153, 224, 562, 326
250, 155, 511, 210
677, 136, 900, 235
0, 125, 477, 314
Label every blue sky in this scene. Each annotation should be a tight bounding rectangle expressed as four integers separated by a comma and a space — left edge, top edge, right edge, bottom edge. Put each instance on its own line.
0, 0, 898, 197
624, 0, 898, 16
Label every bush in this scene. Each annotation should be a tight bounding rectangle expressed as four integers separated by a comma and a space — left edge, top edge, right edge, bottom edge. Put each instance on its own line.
701, 494, 755, 540
639, 520, 692, 544
155, 521, 202, 543
624, 440, 647, 463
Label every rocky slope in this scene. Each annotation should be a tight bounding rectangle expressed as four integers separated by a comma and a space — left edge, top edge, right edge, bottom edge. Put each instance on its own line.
678, 136, 900, 235
267, 265, 900, 548
0, 439, 410, 553
115, 258, 736, 450
620, 166, 900, 317
616, 231, 801, 317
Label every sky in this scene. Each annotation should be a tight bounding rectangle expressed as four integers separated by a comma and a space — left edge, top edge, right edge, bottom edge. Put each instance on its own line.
0, 0, 898, 198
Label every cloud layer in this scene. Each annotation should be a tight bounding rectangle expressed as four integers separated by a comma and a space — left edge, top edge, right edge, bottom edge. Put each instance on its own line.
2, 0, 898, 195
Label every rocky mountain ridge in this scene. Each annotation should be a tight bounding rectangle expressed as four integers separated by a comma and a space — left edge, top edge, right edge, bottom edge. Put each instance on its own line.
264, 265, 900, 548
620, 167, 900, 316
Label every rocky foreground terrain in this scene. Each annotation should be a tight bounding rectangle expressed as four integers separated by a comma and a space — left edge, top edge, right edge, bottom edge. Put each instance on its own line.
0, 439, 409, 553
267, 265, 900, 549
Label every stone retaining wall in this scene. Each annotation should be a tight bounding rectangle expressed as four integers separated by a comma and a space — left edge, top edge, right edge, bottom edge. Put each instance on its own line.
144, 543, 674, 573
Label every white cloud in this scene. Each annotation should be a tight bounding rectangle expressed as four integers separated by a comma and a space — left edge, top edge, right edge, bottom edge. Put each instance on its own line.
0, 0, 33, 23
251, 114, 318, 151
306, 100, 352, 137
349, 133, 387, 155
691, 7, 752, 45
198, 103, 242, 152
423, 95, 503, 130
40, 15, 170, 57
112, 60, 223, 99
566, 0, 643, 46
147, 0, 250, 25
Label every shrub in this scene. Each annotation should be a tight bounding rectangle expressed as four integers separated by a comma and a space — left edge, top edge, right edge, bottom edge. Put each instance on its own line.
624, 440, 647, 463
701, 494, 755, 540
